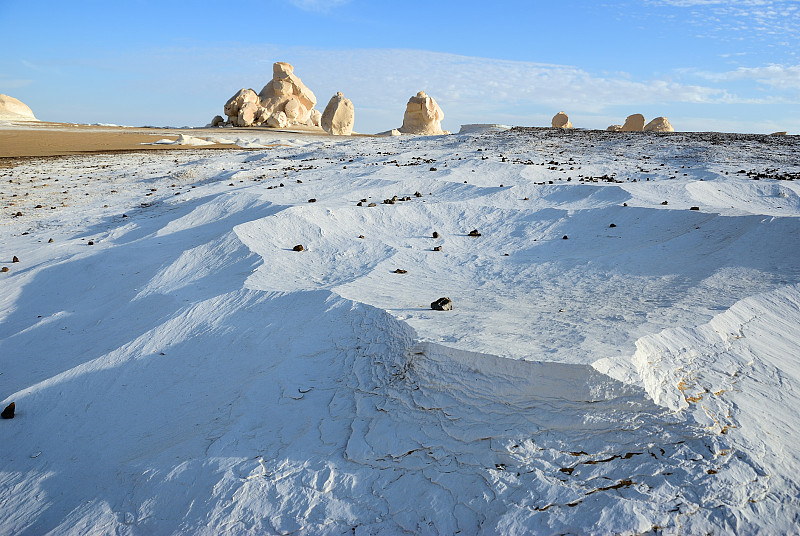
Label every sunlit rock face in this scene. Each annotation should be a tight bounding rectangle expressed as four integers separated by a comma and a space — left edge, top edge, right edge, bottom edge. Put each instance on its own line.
644, 117, 675, 132
223, 62, 319, 128
321, 92, 355, 136
399, 91, 445, 135
0, 94, 38, 121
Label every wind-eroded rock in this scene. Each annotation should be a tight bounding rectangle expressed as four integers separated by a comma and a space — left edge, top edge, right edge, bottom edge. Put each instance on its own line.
399, 91, 445, 135
552, 111, 573, 129
321, 92, 355, 136
0, 94, 38, 121
222, 62, 319, 128
621, 114, 645, 132
644, 117, 675, 132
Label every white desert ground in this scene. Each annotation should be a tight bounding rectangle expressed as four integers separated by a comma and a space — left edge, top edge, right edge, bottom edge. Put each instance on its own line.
1, 120, 800, 535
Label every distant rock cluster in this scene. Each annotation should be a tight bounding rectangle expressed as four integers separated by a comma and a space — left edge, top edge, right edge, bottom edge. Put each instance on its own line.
0, 94, 38, 122
608, 114, 674, 132
222, 62, 321, 129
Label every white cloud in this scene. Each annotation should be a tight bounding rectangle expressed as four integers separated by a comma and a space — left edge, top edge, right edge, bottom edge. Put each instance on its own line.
286, 0, 351, 12
695, 63, 800, 91
649, 0, 800, 45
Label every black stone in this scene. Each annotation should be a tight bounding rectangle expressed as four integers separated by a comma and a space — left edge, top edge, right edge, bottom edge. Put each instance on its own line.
1, 402, 14, 419
431, 297, 453, 311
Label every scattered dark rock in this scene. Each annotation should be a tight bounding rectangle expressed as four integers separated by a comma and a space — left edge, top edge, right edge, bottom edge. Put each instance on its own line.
690, 206, 700, 211
431, 297, 453, 311
432, 231, 439, 239
523, 197, 529, 201
367, 202, 377, 207
292, 244, 305, 252
433, 246, 442, 251
1, 267, 8, 273
394, 269, 408, 274
12, 256, 19, 263
122, 214, 127, 218
623, 203, 628, 207
1, 402, 14, 419
356, 201, 363, 206
360, 199, 367, 203
358, 235, 365, 239
468, 229, 481, 237
48, 238, 54, 243
308, 198, 317, 203
429, 167, 437, 171
279, 183, 285, 187
562, 235, 569, 240
661, 201, 668, 205
609, 223, 616, 228
14, 212, 22, 217
297, 179, 302, 183
414, 191, 422, 197
87, 241, 95, 246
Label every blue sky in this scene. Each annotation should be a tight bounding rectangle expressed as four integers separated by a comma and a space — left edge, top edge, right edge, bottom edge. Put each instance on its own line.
1, 0, 798, 133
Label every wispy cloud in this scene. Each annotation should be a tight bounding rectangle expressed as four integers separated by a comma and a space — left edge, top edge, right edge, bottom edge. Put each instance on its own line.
649, 0, 800, 47
0, 77, 33, 90
697, 63, 800, 91
286, 0, 351, 13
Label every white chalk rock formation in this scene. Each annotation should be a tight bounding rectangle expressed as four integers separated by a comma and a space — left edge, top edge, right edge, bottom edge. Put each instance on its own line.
321, 92, 355, 136
399, 91, 445, 135
607, 125, 623, 132
621, 114, 645, 132
309, 109, 322, 128
0, 94, 38, 121
258, 62, 317, 126
224, 89, 260, 126
267, 111, 289, 129
551, 111, 572, 129
644, 117, 675, 132
222, 62, 320, 128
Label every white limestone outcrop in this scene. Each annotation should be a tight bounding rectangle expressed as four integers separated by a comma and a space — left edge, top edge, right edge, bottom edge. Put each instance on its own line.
399, 91, 445, 135
621, 114, 646, 132
321, 92, 355, 136
644, 116, 675, 132
551, 111, 572, 129
0, 94, 38, 121
222, 62, 320, 128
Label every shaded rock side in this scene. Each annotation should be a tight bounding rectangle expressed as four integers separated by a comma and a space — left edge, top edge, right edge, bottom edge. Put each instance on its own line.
551, 111, 572, 129
621, 114, 645, 132
321, 92, 355, 136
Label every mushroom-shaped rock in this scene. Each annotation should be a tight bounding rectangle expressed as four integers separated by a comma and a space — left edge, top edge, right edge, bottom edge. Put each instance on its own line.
0, 95, 38, 121
621, 114, 645, 132
551, 111, 573, 129
321, 92, 355, 136
643, 116, 674, 132
399, 91, 445, 135
606, 125, 623, 132
224, 89, 260, 126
